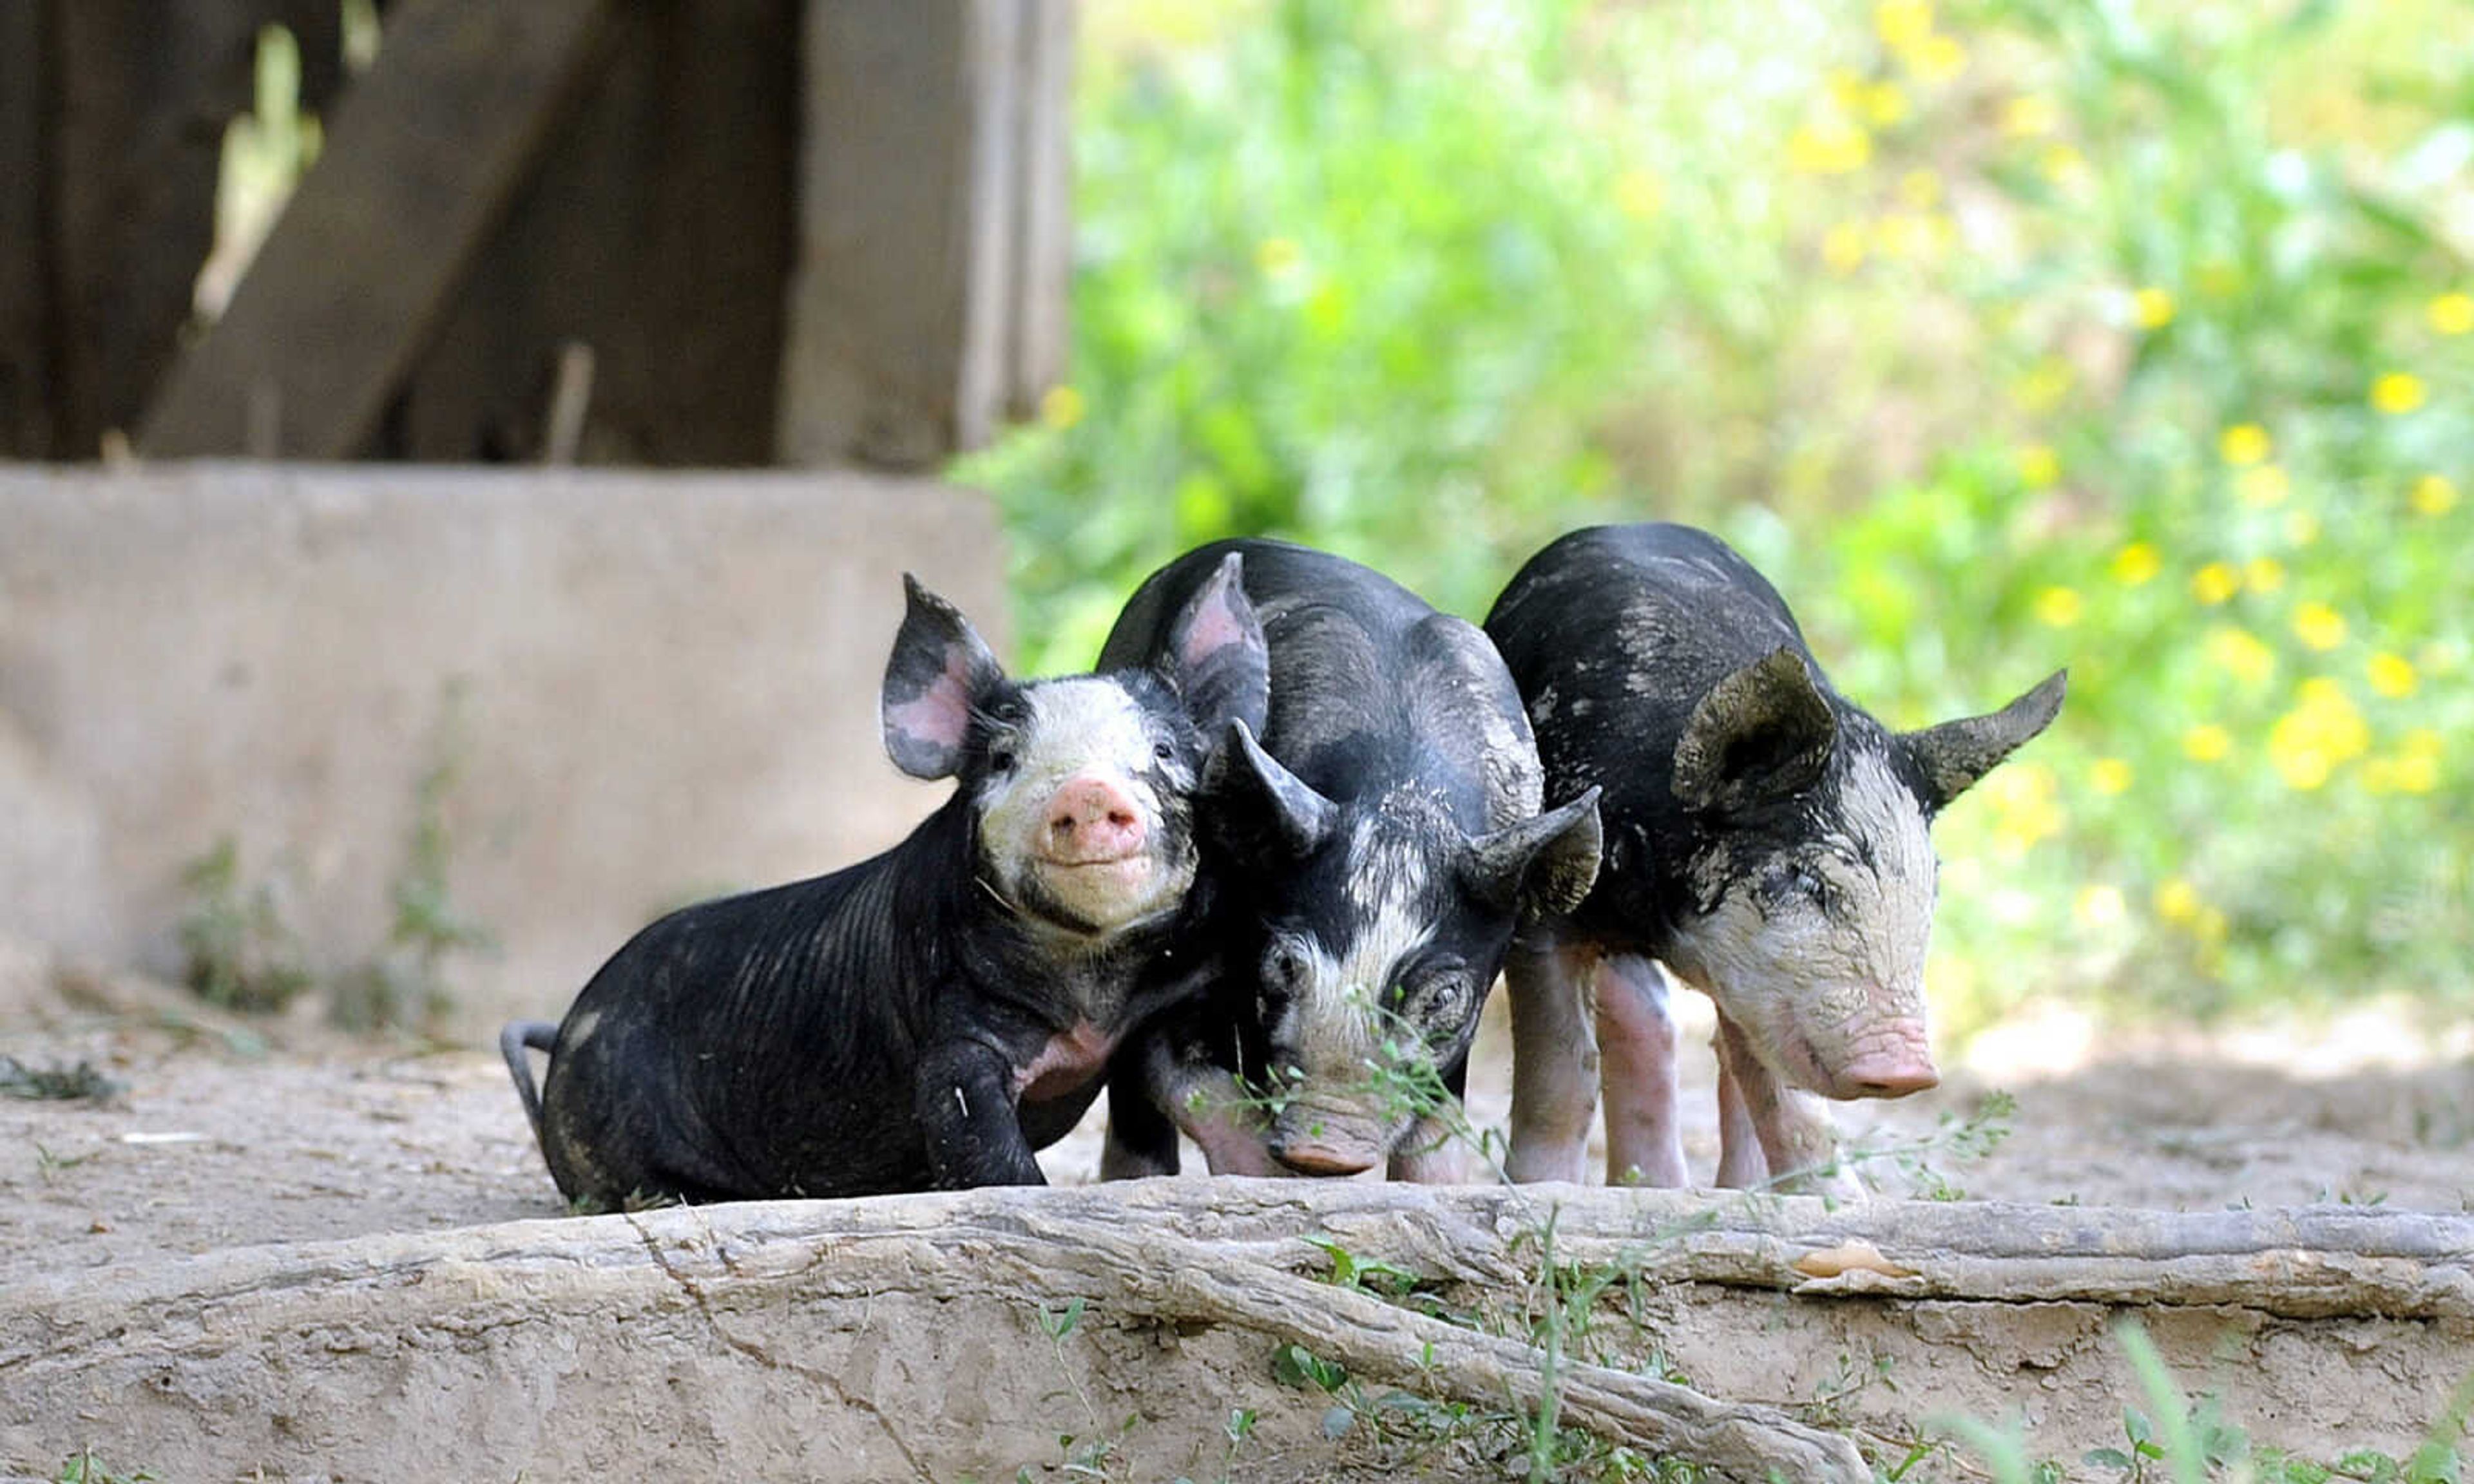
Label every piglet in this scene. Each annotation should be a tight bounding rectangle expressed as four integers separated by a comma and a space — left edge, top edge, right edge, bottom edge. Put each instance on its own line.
1484, 523, 2063, 1192
502, 559, 1267, 1206
1100, 539, 1601, 1182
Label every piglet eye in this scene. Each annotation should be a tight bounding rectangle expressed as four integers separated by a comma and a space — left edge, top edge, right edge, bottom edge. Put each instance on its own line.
988, 741, 1019, 774
1153, 741, 1175, 761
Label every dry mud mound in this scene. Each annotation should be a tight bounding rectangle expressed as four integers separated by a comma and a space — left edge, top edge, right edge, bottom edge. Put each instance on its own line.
5, 944, 2472, 1481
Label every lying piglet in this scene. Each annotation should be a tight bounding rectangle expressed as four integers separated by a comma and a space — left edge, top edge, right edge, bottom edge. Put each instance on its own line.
502, 559, 1267, 1206
1484, 522, 2064, 1192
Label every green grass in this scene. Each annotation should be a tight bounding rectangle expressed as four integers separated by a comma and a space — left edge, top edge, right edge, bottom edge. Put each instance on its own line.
954, 0, 2473, 1032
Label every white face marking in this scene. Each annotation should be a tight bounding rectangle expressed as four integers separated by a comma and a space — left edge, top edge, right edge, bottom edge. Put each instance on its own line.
977, 679, 1194, 937
1266, 801, 1444, 1156
1665, 750, 1936, 1092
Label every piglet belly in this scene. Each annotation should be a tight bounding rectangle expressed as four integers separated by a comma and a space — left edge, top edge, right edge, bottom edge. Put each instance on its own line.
1015, 1021, 1120, 1103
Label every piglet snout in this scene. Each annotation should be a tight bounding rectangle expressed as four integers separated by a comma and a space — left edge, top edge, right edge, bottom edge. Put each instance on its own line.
1269, 1138, 1378, 1177
1837, 1047, 1939, 1099
1041, 775, 1147, 864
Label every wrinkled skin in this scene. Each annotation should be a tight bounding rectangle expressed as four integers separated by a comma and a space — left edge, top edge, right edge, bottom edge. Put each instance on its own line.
1485, 523, 2064, 1191
1098, 539, 1601, 1181
499, 560, 1269, 1207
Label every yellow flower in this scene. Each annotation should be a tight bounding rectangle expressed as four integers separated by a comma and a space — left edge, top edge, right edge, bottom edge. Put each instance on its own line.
2245, 556, 2286, 594
1254, 236, 1303, 276
2073, 884, 2127, 929
1874, 213, 1923, 259
2153, 877, 2201, 924
1788, 120, 1873, 175
2430, 292, 2474, 336
2012, 357, 2075, 412
1980, 760, 2064, 854
1039, 383, 1086, 431
2001, 95, 2060, 138
2370, 372, 2426, 415
1821, 223, 1867, 276
2204, 625, 2276, 685
2017, 443, 2060, 488
1875, 0, 1934, 49
2366, 652, 2417, 698
2412, 474, 2459, 517
1901, 32, 1966, 83
2292, 602, 2346, 652
1863, 81, 1912, 128
2393, 752, 2440, 795
2133, 287, 2176, 330
2190, 562, 2240, 605
2033, 585, 2083, 627
2219, 423, 2271, 466
2402, 726, 2442, 757
2284, 511, 2321, 547
1615, 169, 1665, 221
2268, 680, 2370, 790
2110, 542, 2160, 585
2090, 757, 2133, 795
1899, 168, 1943, 208
2041, 144, 2092, 187
2182, 724, 2232, 763
2236, 464, 2290, 508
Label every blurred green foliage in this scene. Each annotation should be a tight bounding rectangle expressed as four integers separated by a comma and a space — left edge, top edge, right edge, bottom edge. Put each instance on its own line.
954, 0, 2472, 1030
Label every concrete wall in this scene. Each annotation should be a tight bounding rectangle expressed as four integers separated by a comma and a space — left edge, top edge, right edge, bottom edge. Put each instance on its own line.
0, 462, 1007, 1034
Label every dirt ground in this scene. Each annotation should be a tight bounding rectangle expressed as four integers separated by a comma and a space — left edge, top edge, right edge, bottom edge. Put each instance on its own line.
6, 934, 2473, 1483
8, 935, 2471, 1286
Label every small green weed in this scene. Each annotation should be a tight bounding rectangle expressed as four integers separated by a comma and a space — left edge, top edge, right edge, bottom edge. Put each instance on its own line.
175, 836, 311, 1014
55, 1449, 153, 1484
0, 1056, 124, 1103
331, 685, 494, 1035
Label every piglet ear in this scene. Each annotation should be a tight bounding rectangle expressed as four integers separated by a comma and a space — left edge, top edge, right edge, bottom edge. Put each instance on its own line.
881, 575, 1007, 780
1671, 647, 1837, 813
1462, 787, 1604, 919
1160, 552, 1270, 738
1900, 669, 2067, 814
1203, 719, 1338, 863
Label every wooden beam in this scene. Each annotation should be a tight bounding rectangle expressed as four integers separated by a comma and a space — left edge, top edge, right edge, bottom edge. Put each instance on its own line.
0, 0, 50, 455
137, 0, 613, 460
1006, 0, 1073, 419
778, 0, 1073, 470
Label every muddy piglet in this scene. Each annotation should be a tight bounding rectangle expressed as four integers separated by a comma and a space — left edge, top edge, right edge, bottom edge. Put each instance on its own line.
1100, 539, 1601, 1182
1484, 523, 2064, 1192
502, 558, 1268, 1206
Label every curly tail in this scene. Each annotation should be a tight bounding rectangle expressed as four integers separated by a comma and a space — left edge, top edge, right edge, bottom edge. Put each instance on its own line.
500, 1020, 561, 1156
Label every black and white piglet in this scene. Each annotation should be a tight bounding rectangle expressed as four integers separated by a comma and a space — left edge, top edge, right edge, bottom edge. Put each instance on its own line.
1100, 539, 1601, 1181
502, 560, 1269, 1206
1486, 522, 2064, 1192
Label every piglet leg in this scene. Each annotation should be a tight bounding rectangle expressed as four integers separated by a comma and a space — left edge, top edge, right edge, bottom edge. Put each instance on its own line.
1595, 954, 1689, 1188
916, 1038, 1048, 1188
1712, 1015, 1865, 1199
1506, 931, 1601, 1183
1713, 1038, 1767, 1188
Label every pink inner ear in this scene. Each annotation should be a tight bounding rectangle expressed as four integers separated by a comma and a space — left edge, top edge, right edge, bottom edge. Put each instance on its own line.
888, 648, 973, 752
1182, 586, 1249, 667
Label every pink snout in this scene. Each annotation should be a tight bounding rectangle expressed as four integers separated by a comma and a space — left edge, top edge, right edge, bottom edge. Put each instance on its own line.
1835, 1047, 1940, 1099
1269, 1138, 1379, 1177
1041, 775, 1147, 864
